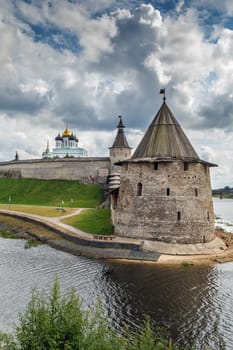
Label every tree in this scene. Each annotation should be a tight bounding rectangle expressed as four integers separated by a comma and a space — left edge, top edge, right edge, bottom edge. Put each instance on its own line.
0, 277, 184, 350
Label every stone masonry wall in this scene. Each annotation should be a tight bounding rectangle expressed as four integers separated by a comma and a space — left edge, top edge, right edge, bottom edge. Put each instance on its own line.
113, 160, 215, 244
0, 158, 110, 184
109, 147, 131, 172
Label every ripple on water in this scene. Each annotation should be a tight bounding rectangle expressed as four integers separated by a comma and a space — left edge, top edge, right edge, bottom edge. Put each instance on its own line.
1, 237, 233, 349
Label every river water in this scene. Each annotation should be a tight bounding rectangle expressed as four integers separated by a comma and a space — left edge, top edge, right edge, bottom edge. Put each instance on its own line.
0, 198, 233, 349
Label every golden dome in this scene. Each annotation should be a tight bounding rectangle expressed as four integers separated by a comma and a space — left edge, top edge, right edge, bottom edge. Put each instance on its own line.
62, 126, 72, 137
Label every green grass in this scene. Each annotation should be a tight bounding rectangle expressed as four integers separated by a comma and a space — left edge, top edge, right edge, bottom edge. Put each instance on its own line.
0, 230, 20, 239
63, 208, 114, 236
24, 240, 43, 249
0, 178, 104, 208
213, 193, 233, 199
0, 204, 75, 217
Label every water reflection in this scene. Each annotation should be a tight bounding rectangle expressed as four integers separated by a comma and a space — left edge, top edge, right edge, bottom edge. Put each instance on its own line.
0, 239, 228, 349
98, 262, 226, 349
0, 239, 232, 349
0, 238, 105, 331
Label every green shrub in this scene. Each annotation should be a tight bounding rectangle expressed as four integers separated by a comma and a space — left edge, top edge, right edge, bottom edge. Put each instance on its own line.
0, 278, 188, 350
0, 231, 19, 239
24, 240, 43, 249
181, 261, 190, 267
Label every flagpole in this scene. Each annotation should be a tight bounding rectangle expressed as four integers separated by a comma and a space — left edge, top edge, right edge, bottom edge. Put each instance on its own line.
159, 88, 166, 102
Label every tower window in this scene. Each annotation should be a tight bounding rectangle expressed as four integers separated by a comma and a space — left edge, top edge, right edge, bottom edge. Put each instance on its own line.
195, 188, 198, 197
111, 192, 118, 209
207, 211, 209, 221
184, 163, 189, 171
167, 188, 170, 196
137, 182, 142, 196
154, 162, 158, 170
177, 211, 181, 221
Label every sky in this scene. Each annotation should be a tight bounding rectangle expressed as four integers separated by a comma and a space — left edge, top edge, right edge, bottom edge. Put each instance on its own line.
1, 0, 233, 188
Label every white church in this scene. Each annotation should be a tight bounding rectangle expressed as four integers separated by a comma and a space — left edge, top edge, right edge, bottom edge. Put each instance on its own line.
42, 126, 88, 158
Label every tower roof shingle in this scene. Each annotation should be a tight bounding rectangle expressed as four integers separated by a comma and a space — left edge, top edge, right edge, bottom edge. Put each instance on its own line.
132, 101, 199, 160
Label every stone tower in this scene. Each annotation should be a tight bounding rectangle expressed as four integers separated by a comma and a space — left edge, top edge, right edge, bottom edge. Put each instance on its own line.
113, 99, 217, 244
109, 116, 132, 171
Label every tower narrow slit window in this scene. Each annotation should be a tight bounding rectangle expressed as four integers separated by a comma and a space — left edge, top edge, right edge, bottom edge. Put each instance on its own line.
167, 188, 170, 196
177, 211, 181, 221
207, 211, 209, 221
184, 162, 189, 171
137, 182, 142, 196
195, 188, 198, 197
154, 162, 158, 170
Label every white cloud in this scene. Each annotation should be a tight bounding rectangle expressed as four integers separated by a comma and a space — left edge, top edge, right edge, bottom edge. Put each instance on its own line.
139, 4, 162, 28
113, 8, 133, 20
16, 0, 118, 62
144, 54, 171, 85
176, 0, 185, 13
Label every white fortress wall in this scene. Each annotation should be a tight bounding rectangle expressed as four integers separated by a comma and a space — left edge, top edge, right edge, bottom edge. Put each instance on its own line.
0, 158, 110, 183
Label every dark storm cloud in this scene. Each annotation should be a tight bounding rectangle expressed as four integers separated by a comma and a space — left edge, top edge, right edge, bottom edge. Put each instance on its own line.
115, 72, 161, 129
85, 8, 163, 131
45, 4, 164, 133
199, 95, 233, 130
0, 87, 50, 114
54, 96, 99, 130
93, 8, 160, 73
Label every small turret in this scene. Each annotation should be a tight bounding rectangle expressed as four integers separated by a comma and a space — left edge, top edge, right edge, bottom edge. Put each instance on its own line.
109, 116, 131, 170
15, 151, 19, 161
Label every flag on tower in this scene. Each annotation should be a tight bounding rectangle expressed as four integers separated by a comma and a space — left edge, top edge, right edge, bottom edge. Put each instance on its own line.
160, 88, 165, 94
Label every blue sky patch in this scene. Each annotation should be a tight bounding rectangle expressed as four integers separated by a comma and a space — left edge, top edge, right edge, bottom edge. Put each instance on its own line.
26, 23, 82, 53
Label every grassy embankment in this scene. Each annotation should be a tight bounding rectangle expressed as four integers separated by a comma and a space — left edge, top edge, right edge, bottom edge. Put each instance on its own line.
0, 178, 104, 208
63, 209, 114, 236
0, 178, 112, 236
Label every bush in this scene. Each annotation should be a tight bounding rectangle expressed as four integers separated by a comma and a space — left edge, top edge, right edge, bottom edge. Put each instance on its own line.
0, 278, 186, 350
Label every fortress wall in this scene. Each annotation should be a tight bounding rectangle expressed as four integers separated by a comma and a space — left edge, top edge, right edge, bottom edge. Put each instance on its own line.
0, 158, 110, 183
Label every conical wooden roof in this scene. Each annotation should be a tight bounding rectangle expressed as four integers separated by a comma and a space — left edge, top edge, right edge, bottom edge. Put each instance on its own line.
132, 101, 199, 160
110, 116, 131, 149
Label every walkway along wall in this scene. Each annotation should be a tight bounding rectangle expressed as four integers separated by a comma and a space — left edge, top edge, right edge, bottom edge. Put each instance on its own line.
0, 211, 160, 261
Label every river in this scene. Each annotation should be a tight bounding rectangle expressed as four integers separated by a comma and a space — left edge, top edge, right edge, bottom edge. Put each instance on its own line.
0, 198, 233, 349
